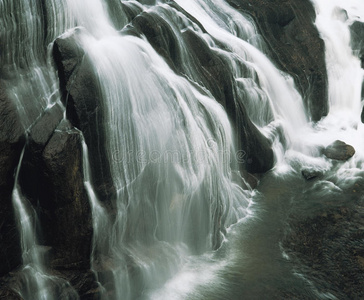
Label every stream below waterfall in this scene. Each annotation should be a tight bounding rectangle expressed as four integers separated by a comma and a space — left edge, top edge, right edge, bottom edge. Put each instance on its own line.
1, 0, 364, 299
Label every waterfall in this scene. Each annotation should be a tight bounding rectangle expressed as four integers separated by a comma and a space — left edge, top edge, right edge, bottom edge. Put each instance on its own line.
68, 0, 306, 298
76, 15, 250, 300
311, 0, 363, 113
280, 0, 364, 168
2, 0, 364, 298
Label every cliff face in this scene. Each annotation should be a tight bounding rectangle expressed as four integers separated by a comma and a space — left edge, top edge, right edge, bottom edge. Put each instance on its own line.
0, 0, 330, 297
227, 0, 329, 122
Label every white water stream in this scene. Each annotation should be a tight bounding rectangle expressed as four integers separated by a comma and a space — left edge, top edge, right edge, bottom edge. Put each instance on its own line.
3, 0, 364, 298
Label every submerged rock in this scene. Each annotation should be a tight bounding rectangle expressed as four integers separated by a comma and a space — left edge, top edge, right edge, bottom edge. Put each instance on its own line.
324, 140, 355, 161
301, 169, 323, 180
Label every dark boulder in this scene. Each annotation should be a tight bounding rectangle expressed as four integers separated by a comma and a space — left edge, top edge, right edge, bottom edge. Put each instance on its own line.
324, 140, 355, 161
227, 0, 329, 122
15, 103, 93, 271
18, 103, 63, 205
53, 30, 116, 202
40, 121, 93, 270
0, 84, 25, 276
350, 21, 364, 68
53, 29, 84, 101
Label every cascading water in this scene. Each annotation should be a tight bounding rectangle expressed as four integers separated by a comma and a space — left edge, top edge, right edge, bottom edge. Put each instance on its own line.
2, 0, 364, 298
0, 0, 74, 126
74, 8, 251, 298
67, 0, 313, 298
11, 145, 79, 299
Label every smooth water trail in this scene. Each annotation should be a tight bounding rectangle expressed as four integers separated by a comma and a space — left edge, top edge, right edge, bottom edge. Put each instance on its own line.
12, 146, 79, 300
2, 1, 80, 297
311, 0, 363, 113
81, 33, 249, 298
6, 0, 363, 298
0, 0, 74, 128
71, 0, 317, 297
66, 0, 252, 298
277, 0, 364, 172
173, 0, 307, 131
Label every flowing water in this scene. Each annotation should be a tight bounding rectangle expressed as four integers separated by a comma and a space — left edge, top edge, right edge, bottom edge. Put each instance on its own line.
2, 0, 364, 299
11, 147, 79, 299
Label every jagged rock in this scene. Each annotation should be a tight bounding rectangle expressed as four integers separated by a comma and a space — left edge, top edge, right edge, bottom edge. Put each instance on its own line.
53, 30, 116, 202
53, 28, 85, 98
324, 140, 355, 161
40, 121, 93, 270
301, 169, 323, 180
227, 0, 329, 122
18, 103, 63, 205
0, 83, 24, 276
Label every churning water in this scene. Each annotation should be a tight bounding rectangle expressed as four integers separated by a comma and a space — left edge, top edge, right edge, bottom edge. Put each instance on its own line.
2, 0, 363, 299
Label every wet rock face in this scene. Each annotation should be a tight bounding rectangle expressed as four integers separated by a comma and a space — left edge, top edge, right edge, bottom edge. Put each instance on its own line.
350, 21, 364, 69
350, 21, 364, 121
11, 99, 94, 275
41, 122, 93, 269
0, 84, 24, 276
132, 11, 183, 73
17, 109, 93, 270
324, 140, 355, 161
53, 29, 84, 100
181, 29, 274, 173
227, 0, 329, 122
19, 103, 64, 205
133, 10, 274, 174
53, 30, 116, 202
